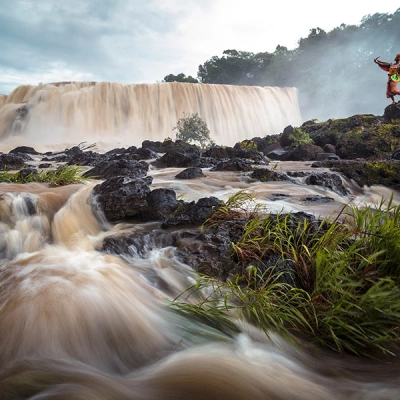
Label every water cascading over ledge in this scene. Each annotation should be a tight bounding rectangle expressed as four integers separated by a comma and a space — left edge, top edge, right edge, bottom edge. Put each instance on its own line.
0, 82, 302, 149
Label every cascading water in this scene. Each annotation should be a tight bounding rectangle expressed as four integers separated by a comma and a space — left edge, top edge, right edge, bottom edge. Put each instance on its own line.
1, 82, 400, 399
0, 81, 301, 150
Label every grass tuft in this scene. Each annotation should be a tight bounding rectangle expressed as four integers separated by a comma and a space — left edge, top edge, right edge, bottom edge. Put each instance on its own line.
178, 191, 400, 356
0, 165, 89, 186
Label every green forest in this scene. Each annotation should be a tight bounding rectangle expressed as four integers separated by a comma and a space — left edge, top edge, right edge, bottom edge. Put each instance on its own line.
163, 9, 400, 121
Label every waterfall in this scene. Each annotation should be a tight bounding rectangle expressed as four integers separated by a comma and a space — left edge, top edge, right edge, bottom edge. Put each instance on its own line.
0, 82, 301, 149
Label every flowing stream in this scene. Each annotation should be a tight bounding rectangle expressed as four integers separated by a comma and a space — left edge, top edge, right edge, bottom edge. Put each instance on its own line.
0, 82, 400, 399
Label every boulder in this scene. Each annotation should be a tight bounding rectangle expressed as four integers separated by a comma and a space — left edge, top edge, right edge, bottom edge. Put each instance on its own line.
83, 159, 149, 179
175, 167, 205, 179
92, 176, 153, 221
305, 172, 348, 196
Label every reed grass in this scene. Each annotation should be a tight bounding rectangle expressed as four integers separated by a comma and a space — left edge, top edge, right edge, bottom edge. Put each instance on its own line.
0, 165, 88, 186
177, 191, 400, 356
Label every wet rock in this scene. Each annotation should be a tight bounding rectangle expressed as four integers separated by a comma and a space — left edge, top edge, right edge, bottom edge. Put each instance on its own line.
0, 154, 27, 170
141, 140, 164, 153
83, 159, 149, 179
316, 152, 340, 161
65, 146, 83, 157
265, 148, 290, 161
323, 144, 336, 153
67, 151, 107, 167
38, 163, 52, 169
203, 145, 269, 164
92, 176, 153, 221
301, 194, 334, 203
211, 158, 253, 172
287, 171, 309, 177
321, 160, 400, 190
250, 168, 290, 182
287, 143, 325, 161
268, 193, 291, 201
162, 196, 222, 227
175, 167, 205, 179
133, 147, 159, 160
9, 146, 39, 155
142, 188, 181, 221
202, 146, 230, 159
280, 125, 295, 147
15, 167, 39, 180
152, 141, 201, 168
305, 172, 348, 196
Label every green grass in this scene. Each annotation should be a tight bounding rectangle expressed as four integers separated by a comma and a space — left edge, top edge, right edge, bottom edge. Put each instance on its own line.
0, 165, 89, 186
176, 191, 400, 357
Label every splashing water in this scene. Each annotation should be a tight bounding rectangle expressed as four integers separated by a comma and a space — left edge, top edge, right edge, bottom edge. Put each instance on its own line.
1, 172, 400, 399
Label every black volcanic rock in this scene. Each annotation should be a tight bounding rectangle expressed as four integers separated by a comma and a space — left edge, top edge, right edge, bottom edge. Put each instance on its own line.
305, 172, 348, 196
175, 167, 205, 179
83, 159, 149, 179
92, 176, 153, 221
0, 154, 27, 170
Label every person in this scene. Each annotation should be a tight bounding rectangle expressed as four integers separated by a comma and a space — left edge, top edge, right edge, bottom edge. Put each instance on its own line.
374, 53, 400, 104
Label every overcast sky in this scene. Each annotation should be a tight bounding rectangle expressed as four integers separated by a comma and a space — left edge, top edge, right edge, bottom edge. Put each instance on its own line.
0, 0, 398, 94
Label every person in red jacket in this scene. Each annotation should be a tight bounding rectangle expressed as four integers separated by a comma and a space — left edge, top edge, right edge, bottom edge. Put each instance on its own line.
374, 53, 400, 104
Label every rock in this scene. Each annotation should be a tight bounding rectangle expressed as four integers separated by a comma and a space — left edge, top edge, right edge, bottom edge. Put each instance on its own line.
15, 167, 39, 180
287, 143, 324, 161
9, 146, 39, 155
280, 125, 294, 147
175, 167, 205, 179
316, 152, 340, 161
301, 194, 334, 203
92, 176, 153, 221
142, 140, 164, 153
152, 141, 201, 168
83, 159, 149, 179
162, 196, 222, 227
0, 154, 27, 170
287, 171, 309, 177
391, 148, 400, 160
211, 158, 253, 172
383, 102, 400, 121
323, 144, 336, 153
142, 188, 180, 221
265, 148, 290, 161
67, 151, 106, 167
305, 172, 348, 196
133, 147, 159, 160
250, 168, 290, 182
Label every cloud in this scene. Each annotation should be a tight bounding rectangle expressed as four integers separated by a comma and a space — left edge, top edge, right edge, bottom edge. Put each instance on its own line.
0, 0, 398, 94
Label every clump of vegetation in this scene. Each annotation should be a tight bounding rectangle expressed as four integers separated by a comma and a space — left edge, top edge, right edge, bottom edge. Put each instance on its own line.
288, 127, 314, 148
0, 165, 88, 186
238, 140, 258, 151
173, 112, 214, 148
177, 191, 400, 356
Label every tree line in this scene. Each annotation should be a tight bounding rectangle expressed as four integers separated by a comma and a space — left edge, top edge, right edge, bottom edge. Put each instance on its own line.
163, 9, 400, 121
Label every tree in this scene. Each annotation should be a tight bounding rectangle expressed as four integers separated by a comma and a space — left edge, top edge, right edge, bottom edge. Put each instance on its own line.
173, 113, 213, 147
163, 73, 198, 83
197, 49, 273, 85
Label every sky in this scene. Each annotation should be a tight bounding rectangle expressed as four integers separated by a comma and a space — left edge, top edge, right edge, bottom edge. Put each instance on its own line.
0, 0, 399, 95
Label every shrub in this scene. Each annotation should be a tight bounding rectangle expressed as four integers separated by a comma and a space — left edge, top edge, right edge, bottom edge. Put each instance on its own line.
173, 113, 213, 148
288, 127, 313, 148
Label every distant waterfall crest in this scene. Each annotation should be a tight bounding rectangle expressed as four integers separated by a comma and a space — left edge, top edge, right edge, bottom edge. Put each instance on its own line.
0, 82, 301, 148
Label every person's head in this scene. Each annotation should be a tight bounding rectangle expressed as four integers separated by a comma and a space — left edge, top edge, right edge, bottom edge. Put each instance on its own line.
395, 53, 400, 62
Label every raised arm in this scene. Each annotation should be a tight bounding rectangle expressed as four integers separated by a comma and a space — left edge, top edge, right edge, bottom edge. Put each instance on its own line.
374, 56, 390, 72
